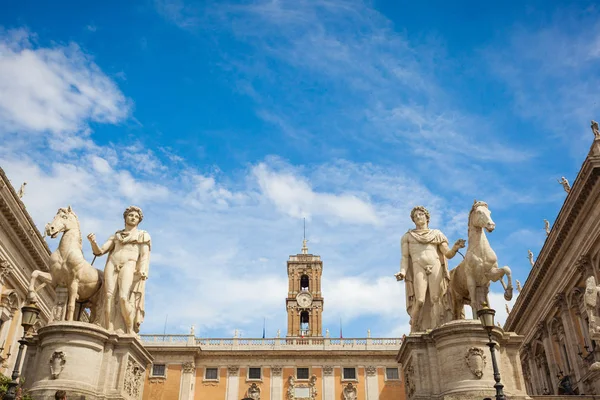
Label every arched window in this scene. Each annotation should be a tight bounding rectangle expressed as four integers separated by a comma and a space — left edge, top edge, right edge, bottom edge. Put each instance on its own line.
300, 275, 310, 291
300, 311, 310, 336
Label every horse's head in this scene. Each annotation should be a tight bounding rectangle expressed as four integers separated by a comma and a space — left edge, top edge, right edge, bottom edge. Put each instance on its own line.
470, 200, 495, 232
46, 206, 80, 239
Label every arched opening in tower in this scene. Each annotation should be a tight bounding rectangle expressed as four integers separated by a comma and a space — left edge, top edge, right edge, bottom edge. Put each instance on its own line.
300, 311, 310, 336
300, 275, 310, 291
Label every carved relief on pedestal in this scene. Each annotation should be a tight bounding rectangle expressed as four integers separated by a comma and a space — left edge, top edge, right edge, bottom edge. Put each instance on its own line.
465, 347, 486, 379
365, 366, 377, 376
247, 382, 261, 400
182, 361, 195, 373
322, 365, 333, 376
342, 382, 357, 400
123, 357, 144, 399
49, 351, 66, 379
404, 363, 416, 399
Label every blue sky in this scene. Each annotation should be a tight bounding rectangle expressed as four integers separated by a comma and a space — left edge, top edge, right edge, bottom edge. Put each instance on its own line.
1, 0, 599, 338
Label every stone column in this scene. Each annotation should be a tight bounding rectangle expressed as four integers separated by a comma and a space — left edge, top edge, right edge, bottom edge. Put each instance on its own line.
271, 366, 283, 400
527, 356, 540, 395
179, 362, 195, 400
539, 322, 559, 391
556, 293, 583, 382
323, 365, 334, 400
226, 366, 239, 400
365, 366, 378, 400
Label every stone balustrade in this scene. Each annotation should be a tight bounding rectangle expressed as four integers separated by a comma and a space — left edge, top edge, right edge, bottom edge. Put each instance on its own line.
139, 335, 402, 350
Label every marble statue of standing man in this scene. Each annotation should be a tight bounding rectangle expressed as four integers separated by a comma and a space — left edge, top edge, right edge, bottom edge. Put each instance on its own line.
87, 206, 151, 334
395, 206, 465, 332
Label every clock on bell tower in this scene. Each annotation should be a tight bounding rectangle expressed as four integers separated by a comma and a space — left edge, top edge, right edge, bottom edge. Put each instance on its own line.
286, 239, 324, 337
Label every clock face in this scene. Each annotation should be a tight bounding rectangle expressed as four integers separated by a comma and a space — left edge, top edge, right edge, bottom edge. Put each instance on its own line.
296, 292, 312, 308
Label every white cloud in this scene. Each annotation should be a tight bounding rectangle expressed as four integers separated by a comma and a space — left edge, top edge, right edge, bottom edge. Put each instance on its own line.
253, 162, 379, 224
0, 28, 130, 141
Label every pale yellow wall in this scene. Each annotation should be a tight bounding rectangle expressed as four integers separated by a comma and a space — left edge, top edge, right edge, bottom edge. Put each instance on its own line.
312, 367, 322, 400
237, 366, 271, 399
379, 367, 405, 400
194, 366, 226, 400
142, 364, 182, 400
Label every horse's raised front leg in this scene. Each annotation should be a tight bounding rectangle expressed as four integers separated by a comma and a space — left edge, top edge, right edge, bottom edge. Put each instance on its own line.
66, 278, 80, 321
488, 265, 513, 301
27, 270, 53, 302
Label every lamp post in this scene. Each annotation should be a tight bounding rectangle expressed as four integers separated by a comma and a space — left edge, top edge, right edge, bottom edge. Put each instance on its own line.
4, 302, 40, 400
477, 302, 505, 400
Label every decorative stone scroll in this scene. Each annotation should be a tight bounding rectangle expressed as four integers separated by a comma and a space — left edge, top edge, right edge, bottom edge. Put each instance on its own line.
365, 366, 377, 376
123, 357, 144, 399
49, 351, 66, 379
0, 258, 10, 284
182, 361, 195, 373
271, 366, 283, 376
322, 365, 333, 376
228, 366, 239, 376
576, 255, 592, 277
464, 347, 486, 379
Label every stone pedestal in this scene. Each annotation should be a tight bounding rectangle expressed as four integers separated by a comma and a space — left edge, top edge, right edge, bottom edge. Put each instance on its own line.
22, 321, 153, 400
397, 319, 531, 400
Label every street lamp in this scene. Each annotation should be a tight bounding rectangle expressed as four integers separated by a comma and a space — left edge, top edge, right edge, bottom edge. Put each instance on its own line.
477, 302, 505, 400
4, 302, 41, 400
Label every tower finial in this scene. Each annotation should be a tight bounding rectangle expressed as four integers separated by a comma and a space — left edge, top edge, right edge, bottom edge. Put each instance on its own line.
302, 218, 308, 254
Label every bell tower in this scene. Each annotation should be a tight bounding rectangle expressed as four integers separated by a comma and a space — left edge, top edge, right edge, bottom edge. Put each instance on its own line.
286, 239, 324, 337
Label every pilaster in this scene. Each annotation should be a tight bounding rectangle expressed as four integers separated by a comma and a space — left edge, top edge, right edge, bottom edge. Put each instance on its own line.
323, 365, 334, 400
271, 366, 283, 400
365, 366, 378, 400
226, 366, 239, 400
179, 362, 195, 400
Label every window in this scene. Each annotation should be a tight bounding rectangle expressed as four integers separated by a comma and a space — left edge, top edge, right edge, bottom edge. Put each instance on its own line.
342, 367, 356, 380
386, 368, 400, 380
297, 367, 309, 380
248, 367, 261, 380
300, 311, 310, 336
204, 368, 218, 380
151, 364, 166, 377
300, 275, 310, 291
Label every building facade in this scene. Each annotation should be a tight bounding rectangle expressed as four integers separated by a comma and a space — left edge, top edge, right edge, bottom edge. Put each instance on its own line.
0, 169, 53, 381
505, 133, 600, 395
140, 242, 404, 400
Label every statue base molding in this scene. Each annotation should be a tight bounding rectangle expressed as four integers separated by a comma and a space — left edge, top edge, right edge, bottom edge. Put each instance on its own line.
397, 320, 532, 400
23, 321, 153, 400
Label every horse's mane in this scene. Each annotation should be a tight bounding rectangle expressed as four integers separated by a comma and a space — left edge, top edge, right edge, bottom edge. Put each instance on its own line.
467, 201, 489, 237
58, 207, 82, 248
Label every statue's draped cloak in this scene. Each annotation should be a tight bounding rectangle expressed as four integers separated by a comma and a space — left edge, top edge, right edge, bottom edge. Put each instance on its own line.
403, 229, 452, 331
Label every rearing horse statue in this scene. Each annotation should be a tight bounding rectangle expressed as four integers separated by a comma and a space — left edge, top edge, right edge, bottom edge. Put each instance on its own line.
449, 200, 513, 319
28, 206, 103, 322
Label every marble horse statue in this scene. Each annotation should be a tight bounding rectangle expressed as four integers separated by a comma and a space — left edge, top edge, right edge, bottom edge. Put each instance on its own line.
449, 200, 513, 319
28, 206, 103, 322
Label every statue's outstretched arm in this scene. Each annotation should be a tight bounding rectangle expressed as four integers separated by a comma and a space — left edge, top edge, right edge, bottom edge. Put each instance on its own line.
89, 236, 114, 257
440, 238, 465, 259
